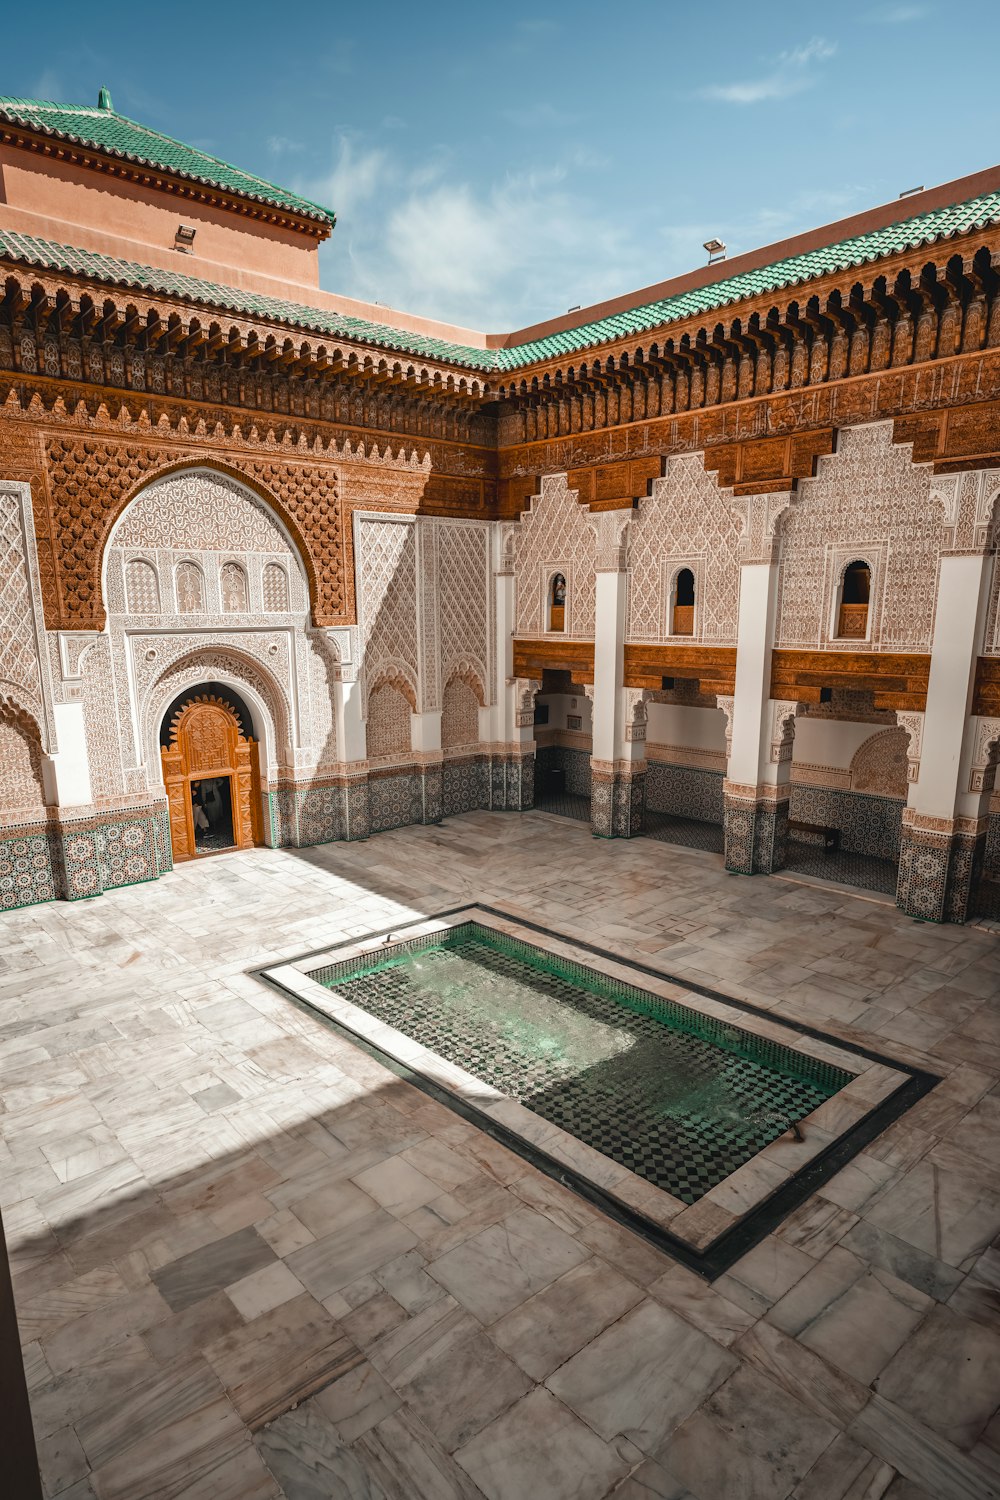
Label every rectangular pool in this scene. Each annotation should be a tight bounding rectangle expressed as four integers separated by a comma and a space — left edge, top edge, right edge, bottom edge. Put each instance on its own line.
312, 921, 849, 1204
263, 907, 927, 1270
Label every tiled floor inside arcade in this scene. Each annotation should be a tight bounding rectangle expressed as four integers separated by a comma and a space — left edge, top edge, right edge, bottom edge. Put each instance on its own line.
4, 811, 1000, 1500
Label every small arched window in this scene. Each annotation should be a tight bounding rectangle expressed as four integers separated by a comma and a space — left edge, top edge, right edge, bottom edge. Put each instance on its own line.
837, 560, 871, 640
220, 561, 248, 613
548, 573, 566, 633
671, 568, 695, 636
262, 563, 289, 611
175, 561, 205, 614
125, 559, 160, 614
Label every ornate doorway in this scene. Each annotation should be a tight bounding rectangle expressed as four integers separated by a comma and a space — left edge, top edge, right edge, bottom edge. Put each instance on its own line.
160, 693, 263, 861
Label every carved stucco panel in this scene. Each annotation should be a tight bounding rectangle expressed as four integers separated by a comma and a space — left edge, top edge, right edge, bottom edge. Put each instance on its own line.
627, 455, 742, 644
512, 475, 597, 638
776, 422, 938, 652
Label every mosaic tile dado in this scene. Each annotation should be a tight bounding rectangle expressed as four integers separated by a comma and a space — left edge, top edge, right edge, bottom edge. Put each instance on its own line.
789, 785, 904, 863
263, 906, 934, 1274
0, 802, 169, 911
443, 757, 489, 818
646, 762, 725, 826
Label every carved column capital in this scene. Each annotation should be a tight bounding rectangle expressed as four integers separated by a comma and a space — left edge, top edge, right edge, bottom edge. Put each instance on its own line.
587, 507, 632, 571
895, 709, 925, 785
932, 468, 1000, 554
730, 489, 801, 564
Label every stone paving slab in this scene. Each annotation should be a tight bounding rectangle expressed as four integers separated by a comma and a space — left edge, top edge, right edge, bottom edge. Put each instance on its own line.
2, 811, 999, 1499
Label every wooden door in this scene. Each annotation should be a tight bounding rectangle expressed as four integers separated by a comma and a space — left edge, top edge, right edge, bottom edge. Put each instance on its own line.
159, 694, 263, 862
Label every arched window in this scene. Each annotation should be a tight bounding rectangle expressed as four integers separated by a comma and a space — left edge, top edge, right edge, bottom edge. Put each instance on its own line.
671, 568, 695, 636
220, 561, 248, 613
175, 561, 205, 614
837, 560, 871, 639
548, 573, 566, 633
125, 559, 160, 614
262, 563, 289, 611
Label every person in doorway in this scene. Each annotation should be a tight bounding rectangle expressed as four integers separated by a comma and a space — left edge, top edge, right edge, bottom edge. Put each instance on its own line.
191, 782, 210, 840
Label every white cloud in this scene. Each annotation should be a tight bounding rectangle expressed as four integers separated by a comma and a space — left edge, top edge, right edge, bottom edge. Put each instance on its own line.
702, 36, 837, 105
267, 135, 304, 156
299, 126, 870, 330
31, 68, 65, 102
869, 3, 929, 19
306, 136, 392, 221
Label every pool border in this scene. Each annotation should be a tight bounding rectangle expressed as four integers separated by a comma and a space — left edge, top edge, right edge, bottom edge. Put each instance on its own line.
254, 903, 939, 1279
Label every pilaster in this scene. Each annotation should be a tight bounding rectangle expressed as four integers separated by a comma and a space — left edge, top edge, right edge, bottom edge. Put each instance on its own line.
896, 472, 998, 920
589, 509, 645, 837
723, 490, 798, 874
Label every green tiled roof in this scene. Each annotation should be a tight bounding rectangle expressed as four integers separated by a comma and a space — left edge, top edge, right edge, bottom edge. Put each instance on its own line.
1, 187, 999, 375
0, 93, 335, 228
498, 189, 1000, 370
0, 229, 493, 368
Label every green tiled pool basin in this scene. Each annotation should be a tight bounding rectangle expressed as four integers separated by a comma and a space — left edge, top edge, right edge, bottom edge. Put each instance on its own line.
313, 922, 851, 1205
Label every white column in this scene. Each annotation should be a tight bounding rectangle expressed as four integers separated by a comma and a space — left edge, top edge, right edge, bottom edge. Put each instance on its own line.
334, 669, 367, 765
42, 703, 93, 807
410, 711, 442, 756
493, 523, 519, 746
725, 488, 801, 874
909, 551, 993, 821
728, 560, 781, 791
589, 508, 641, 836
591, 567, 627, 766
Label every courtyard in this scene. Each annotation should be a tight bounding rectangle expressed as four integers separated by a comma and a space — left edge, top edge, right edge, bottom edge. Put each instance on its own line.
4, 811, 1000, 1500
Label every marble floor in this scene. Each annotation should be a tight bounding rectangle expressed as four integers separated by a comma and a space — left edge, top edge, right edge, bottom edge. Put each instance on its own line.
3, 809, 1000, 1500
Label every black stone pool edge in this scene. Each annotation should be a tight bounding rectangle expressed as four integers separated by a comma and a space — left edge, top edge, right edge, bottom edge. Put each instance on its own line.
253, 903, 940, 1280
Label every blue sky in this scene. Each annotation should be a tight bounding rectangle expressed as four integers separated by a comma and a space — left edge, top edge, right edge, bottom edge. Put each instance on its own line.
8, 1, 1000, 331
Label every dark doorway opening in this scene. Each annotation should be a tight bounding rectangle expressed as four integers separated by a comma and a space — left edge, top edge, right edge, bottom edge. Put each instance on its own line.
191, 776, 236, 853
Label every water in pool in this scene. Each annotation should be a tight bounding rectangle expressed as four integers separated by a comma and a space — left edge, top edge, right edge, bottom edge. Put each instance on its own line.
317, 925, 850, 1204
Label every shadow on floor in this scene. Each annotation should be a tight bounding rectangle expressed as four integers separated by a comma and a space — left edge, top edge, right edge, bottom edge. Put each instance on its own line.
533, 791, 592, 824
783, 838, 898, 896
642, 811, 725, 855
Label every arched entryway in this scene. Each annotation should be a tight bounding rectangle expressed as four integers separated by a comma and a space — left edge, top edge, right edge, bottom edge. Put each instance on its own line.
160, 689, 263, 861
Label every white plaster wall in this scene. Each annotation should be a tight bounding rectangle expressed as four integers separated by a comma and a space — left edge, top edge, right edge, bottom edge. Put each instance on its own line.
646, 703, 727, 752
791, 718, 883, 772
535, 692, 593, 733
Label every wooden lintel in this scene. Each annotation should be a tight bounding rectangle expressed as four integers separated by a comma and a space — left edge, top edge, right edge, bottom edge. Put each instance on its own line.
770, 648, 931, 712
703, 428, 834, 494
512, 638, 595, 684
894, 401, 1000, 472
623, 643, 737, 696
972, 656, 1000, 717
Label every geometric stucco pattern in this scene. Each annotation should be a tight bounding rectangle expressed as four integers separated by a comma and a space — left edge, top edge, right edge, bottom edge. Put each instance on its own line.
513, 475, 597, 638
357, 516, 419, 700
849, 726, 910, 797
40, 439, 343, 629
628, 455, 742, 643
0, 698, 47, 816
437, 520, 491, 703
441, 676, 481, 751
776, 422, 938, 652
0, 483, 45, 725
366, 681, 413, 761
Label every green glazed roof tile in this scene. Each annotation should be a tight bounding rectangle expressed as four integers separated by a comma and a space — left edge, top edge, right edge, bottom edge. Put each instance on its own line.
0, 228, 496, 368
1, 182, 999, 374
0, 94, 336, 228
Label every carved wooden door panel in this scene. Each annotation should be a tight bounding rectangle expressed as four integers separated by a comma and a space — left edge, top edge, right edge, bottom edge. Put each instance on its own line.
160, 744, 193, 861
161, 693, 262, 862
249, 739, 265, 846
233, 741, 255, 850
